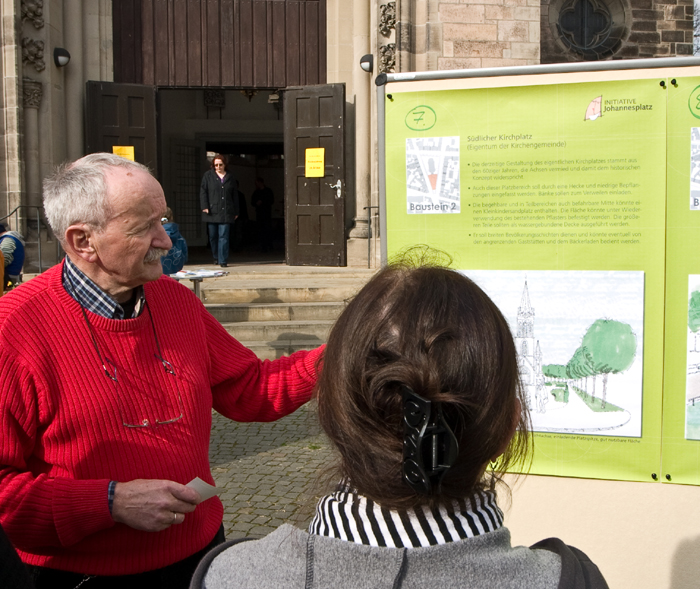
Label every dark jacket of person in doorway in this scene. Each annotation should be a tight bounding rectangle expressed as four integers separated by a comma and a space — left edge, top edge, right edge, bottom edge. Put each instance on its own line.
200, 157, 239, 225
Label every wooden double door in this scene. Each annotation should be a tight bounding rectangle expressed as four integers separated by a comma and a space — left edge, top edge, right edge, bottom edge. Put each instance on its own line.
86, 81, 346, 266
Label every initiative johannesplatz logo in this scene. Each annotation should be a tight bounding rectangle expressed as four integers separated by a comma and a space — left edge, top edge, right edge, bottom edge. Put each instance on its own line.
584, 95, 653, 121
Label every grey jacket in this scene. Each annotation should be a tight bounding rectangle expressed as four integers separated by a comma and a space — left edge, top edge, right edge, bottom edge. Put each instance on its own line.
191, 524, 606, 589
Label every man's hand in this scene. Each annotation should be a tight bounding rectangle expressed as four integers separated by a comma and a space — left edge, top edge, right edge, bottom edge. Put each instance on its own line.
112, 479, 202, 532
202, 208, 209, 214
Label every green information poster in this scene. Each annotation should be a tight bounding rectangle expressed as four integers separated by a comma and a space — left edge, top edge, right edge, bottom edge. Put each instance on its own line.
384, 77, 669, 482
662, 76, 700, 485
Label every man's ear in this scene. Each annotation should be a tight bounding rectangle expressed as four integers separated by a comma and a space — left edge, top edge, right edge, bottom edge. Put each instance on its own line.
492, 397, 522, 461
64, 224, 99, 263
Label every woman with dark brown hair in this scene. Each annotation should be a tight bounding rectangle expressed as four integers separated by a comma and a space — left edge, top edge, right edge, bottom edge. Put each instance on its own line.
192, 250, 608, 589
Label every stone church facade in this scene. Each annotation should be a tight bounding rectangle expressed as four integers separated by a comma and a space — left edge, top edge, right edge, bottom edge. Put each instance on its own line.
0, 0, 694, 270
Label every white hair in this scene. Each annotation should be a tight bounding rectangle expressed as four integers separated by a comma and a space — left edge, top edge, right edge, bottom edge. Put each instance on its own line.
43, 153, 152, 243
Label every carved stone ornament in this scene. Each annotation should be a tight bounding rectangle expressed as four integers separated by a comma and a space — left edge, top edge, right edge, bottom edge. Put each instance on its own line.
22, 77, 42, 109
379, 2, 396, 37
204, 89, 225, 108
22, 38, 45, 72
379, 43, 396, 73
21, 0, 44, 29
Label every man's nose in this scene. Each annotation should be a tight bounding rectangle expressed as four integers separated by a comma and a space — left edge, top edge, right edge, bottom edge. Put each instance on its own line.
155, 224, 172, 250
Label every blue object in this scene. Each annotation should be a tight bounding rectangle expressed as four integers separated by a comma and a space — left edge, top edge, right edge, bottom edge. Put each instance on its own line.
0, 233, 24, 278
161, 222, 188, 274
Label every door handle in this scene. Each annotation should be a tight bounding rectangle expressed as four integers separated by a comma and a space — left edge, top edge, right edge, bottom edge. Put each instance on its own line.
328, 180, 342, 199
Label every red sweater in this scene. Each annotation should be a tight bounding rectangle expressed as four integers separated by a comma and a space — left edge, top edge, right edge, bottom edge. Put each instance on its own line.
0, 263, 322, 575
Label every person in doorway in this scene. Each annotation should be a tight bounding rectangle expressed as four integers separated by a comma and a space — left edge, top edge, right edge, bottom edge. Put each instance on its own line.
160, 207, 188, 274
0, 223, 25, 289
251, 177, 274, 253
192, 249, 608, 589
200, 155, 238, 267
0, 153, 323, 589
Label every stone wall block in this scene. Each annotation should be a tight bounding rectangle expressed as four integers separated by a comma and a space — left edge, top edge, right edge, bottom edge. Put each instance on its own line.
510, 42, 540, 58
663, 6, 683, 19
676, 42, 693, 53
529, 20, 540, 42
643, 43, 670, 53
453, 40, 509, 56
498, 20, 529, 41
617, 44, 641, 56
412, 23, 426, 52
632, 20, 658, 30
632, 9, 664, 18
686, 30, 694, 42
485, 5, 515, 21
631, 0, 653, 8
439, 4, 485, 22
437, 57, 482, 69
666, 5, 687, 18
482, 57, 533, 66
628, 31, 661, 42
514, 6, 541, 20
661, 29, 685, 41
675, 18, 693, 28
443, 40, 454, 56
443, 23, 498, 40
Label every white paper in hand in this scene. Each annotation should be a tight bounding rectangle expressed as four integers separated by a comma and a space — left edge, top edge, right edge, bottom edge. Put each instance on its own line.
187, 477, 222, 501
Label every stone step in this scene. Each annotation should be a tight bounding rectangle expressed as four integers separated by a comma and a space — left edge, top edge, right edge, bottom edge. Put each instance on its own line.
201, 281, 363, 304
206, 301, 344, 323
213, 269, 375, 280
239, 339, 323, 361
222, 319, 333, 342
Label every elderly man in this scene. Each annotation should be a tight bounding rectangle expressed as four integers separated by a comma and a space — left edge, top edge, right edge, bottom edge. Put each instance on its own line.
0, 153, 322, 588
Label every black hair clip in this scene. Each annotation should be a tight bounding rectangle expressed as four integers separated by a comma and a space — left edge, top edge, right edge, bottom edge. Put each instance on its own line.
402, 386, 459, 495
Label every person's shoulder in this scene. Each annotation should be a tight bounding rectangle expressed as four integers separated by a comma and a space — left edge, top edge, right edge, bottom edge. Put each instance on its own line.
381, 527, 555, 588
0, 266, 57, 314
193, 525, 307, 589
531, 538, 609, 589
0, 266, 62, 341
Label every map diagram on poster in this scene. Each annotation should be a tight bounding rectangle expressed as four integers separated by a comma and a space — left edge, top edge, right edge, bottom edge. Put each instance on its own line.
464, 270, 645, 437
405, 136, 460, 214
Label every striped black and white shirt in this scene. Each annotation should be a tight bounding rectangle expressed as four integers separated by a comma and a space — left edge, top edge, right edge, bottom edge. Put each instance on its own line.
309, 487, 503, 548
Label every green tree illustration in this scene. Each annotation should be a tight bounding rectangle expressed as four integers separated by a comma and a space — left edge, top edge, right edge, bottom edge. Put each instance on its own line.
688, 291, 700, 352
581, 319, 637, 409
566, 346, 596, 398
542, 364, 568, 380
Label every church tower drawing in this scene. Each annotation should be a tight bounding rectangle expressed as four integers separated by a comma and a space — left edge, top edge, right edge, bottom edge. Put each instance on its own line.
514, 280, 546, 412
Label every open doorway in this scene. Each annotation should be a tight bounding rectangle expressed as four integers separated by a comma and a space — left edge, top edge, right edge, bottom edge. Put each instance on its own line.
203, 143, 285, 264
159, 88, 285, 265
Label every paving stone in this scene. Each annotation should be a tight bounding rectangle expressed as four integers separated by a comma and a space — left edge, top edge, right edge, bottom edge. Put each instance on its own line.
209, 404, 331, 539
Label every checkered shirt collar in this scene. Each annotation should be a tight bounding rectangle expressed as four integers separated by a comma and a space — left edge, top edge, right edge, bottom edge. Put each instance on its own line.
62, 256, 145, 319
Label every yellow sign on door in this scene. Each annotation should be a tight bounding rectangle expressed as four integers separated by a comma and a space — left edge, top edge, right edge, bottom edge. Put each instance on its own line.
112, 146, 135, 161
305, 148, 325, 177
